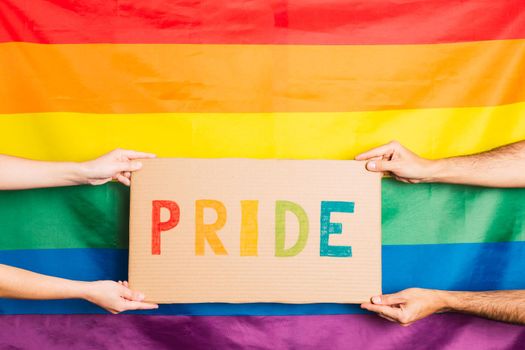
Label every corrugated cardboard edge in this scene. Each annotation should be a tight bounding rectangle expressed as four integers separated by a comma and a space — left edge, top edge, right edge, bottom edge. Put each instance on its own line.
377, 171, 383, 300
128, 169, 142, 293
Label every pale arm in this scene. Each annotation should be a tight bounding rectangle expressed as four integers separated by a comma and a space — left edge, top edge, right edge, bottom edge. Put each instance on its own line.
356, 140, 525, 188
0, 149, 155, 190
361, 288, 525, 326
0, 264, 158, 314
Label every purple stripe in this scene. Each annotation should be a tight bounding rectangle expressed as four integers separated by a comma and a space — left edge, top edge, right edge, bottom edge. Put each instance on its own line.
0, 314, 523, 349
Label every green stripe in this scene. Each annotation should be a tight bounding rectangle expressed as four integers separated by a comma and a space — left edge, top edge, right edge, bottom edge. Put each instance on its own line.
0, 184, 129, 249
0, 179, 524, 249
382, 180, 525, 245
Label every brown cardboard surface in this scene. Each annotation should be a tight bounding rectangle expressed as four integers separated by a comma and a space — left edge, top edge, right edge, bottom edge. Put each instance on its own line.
129, 158, 381, 304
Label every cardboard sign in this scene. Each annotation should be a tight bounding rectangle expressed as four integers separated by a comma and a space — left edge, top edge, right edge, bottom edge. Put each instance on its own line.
129, 159, 381, 304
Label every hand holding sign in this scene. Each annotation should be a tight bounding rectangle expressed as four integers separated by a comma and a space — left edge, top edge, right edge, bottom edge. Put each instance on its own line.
82, 148, 156, 186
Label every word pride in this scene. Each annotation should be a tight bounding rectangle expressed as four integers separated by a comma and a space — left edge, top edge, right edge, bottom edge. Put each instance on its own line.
151, 200, 355, 258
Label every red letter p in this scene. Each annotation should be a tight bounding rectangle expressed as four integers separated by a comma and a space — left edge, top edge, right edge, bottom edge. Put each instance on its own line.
152, 200, 180, 255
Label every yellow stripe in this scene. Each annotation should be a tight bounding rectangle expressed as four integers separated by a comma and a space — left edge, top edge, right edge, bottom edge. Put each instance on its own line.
1, 102, 525, 161
1, 40, 524, 113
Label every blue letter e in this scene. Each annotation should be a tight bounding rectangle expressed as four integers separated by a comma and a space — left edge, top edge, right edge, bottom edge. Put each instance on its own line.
320, 201, 354, 257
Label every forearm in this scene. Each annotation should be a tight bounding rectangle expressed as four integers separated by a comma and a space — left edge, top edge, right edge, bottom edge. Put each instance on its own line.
429, 141, 525, 187
428, 141, 525, 188
442, 290, 525, 324
0, 264, 89, 300
0, 155, 88, 190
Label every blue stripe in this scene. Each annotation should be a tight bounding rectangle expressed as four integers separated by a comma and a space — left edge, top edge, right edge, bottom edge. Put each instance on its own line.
0, 242, 524, 315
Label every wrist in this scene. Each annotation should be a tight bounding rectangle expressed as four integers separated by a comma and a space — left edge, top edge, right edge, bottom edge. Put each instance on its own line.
75, 161, 93, 185
422, 159, 448, 183
435, 290, 457, 313
76, 281, 96, 302
62, 280, 92, 300
53, 161, 90, 186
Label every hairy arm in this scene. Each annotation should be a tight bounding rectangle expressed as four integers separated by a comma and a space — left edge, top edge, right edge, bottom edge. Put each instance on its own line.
0, 149, 155, 190
446, 290, 525, 324
361, 288, 525, 326
0, 264, 158, 314
356, 140, 525, 188
431, 141, 525, 187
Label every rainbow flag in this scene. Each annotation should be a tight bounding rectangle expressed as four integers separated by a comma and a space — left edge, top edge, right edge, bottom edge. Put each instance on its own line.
1, 0, 525, 348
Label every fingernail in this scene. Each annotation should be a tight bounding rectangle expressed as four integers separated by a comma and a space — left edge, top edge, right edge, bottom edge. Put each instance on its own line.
132, 161, 143, 170
372, 296, 382, 304
138, 293, 145, 301
367, 161, 376, 170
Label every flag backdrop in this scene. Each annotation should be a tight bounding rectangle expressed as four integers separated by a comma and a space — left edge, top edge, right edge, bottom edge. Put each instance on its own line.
1, 1, 525, 349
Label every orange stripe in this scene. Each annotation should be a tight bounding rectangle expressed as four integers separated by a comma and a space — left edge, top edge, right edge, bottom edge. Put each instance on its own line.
1, 40, 524, 113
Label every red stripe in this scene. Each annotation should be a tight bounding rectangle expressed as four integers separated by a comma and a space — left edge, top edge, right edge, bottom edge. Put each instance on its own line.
1, 0, 524, 45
